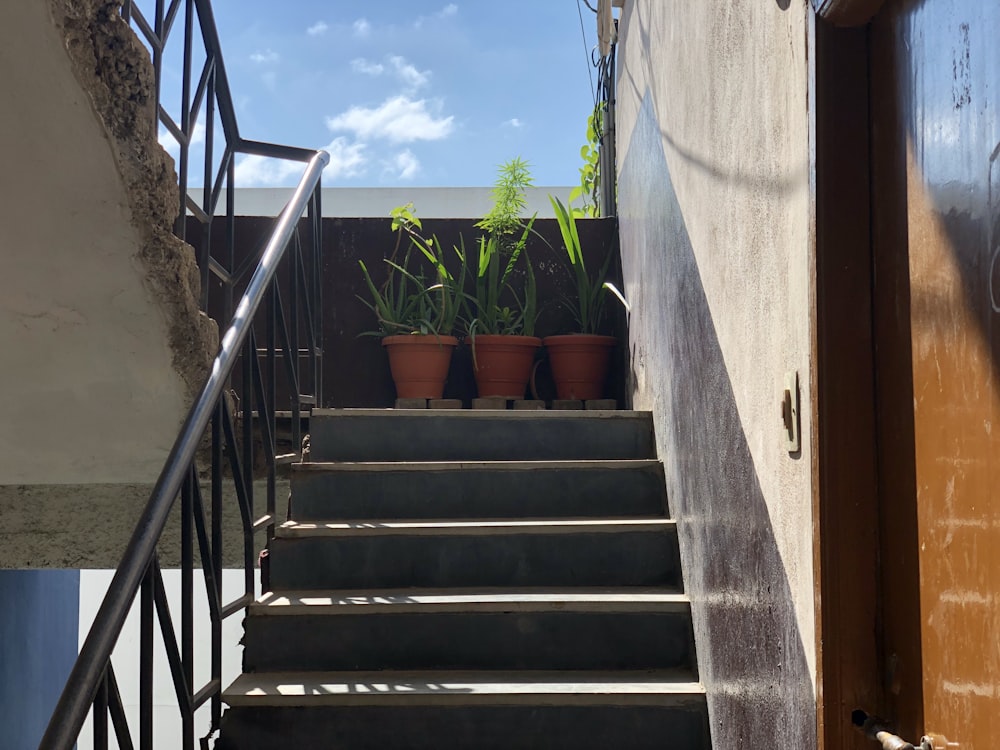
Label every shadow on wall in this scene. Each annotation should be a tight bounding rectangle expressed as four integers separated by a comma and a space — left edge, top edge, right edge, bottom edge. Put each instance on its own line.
618, 92, 815, 746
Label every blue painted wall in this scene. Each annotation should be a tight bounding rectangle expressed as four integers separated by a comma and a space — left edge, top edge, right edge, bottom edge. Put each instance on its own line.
0, 570, 80, 750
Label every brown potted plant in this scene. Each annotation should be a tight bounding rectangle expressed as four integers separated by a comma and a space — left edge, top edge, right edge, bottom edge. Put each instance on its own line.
543, 195, 620, 401
461, 157, 541, 400
358, 204, 465, 400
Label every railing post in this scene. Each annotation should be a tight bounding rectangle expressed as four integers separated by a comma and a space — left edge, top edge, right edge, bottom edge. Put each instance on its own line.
139, 562, 155, 750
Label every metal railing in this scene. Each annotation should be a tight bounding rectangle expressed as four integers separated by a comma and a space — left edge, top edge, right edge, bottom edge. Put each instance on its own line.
39, 0, 329, 747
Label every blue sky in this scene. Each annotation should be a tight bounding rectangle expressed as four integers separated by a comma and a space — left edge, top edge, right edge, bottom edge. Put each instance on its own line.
155, 1, 603, 188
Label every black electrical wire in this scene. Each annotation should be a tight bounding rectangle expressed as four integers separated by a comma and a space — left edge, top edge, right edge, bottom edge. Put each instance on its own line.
576, 0, 596, 98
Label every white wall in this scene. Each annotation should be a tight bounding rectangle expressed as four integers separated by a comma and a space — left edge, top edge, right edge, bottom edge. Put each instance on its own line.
77, 569, 251, 749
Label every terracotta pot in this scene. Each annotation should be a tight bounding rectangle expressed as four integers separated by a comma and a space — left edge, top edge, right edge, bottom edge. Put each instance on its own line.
382, 334, 458, 399
471, 334, 542, 399
543, 334, 617, 401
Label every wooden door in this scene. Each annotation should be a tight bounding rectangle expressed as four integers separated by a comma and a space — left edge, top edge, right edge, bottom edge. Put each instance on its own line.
868, 1, 1000, 746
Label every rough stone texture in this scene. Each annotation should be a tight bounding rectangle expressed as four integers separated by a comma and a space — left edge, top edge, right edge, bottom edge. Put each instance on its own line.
0, 480, 289, 569
47, 0, 217, 402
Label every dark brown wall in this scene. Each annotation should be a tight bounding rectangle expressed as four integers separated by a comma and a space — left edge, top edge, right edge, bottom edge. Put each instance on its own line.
813, 18, 881, 750
196, 216, 624, 407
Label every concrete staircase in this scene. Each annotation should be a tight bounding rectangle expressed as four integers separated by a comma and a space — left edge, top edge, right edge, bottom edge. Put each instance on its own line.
218, 409, 710, 749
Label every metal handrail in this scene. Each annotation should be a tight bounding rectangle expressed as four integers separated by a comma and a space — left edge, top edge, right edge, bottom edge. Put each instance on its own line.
38, 150, 329, 750
38, 1, 330, 746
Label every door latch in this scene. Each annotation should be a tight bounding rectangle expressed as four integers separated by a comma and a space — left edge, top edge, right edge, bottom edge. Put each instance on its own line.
852, 710, 959, 750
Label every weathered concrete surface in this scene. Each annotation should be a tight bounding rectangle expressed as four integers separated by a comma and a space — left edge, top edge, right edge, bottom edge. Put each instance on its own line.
0, 480, 289, 569
0, 1, 215, 486
616, 1, 816, 746
51, 0, 217, 400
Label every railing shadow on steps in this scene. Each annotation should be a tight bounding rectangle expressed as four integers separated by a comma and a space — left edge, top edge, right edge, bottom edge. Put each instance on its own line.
39, 0, 330, 748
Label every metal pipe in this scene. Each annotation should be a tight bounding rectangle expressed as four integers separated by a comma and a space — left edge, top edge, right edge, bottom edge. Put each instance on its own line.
600, 38, 618, 217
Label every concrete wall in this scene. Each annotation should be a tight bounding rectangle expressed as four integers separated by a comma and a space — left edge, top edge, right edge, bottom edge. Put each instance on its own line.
615, 1, 817, 745
0, 1, 215, 487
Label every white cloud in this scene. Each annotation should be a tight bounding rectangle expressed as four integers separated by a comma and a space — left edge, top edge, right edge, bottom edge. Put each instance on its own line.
389, 56, 430, 89
416, 4, 458, 29
306, 21, 328, 36
321, 138, 368, 181
353, 18, 371, 37
504, 118, 523, 128
326, 96, 454, 144
234, 137, 367, 187
351, 58, 385, 76
234, 154, 303, 187
390, 150, 420, 180
250, 49, 279, 64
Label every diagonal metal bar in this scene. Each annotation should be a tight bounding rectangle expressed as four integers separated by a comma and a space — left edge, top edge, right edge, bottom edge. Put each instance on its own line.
150, 565, 194, 718
190, 473, 223, 624
271, 283, 302, 400
107, 664, 135, 750
218, 409, 253, 536
158, 106, 186, 146
162, 0, 185, 48
129, 5, 162, 51
191, 0, 239, 142
191, 57, 214, 138
249, 332, 277, 462
208, 146, 233, 217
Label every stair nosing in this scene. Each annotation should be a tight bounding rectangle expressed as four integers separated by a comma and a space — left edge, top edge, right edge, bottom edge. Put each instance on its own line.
251, 587, 690, 615
223, 670, 706, 708
274, 517, 677, 538
292, 459, 662, 472
312, 408, 651, 421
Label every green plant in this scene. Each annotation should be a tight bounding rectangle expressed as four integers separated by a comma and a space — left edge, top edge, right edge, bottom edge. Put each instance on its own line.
357, 203, 466, 337
548, 195, 614, 334
568, 104, 602, 218
463, 223, 538, 337
475, 156, 534, 249
462, 158, 539, 337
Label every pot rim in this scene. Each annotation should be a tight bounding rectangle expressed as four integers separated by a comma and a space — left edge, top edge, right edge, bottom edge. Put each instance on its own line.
382, 333, 459, 346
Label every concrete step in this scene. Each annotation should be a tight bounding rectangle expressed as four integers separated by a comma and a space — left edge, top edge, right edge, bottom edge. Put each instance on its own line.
218, 670, 710, 749
268, 518, 681, 590
308, 409, 656, 462
290, 459, 668, 521
243, 588, 697, 673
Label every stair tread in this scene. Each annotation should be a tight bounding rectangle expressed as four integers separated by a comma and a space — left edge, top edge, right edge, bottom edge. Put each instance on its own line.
276, 518, 676, 537
293, 459, 662, 472
312, 409, 650, 420
223, 670, 706, 707
253, 587, 689, 614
